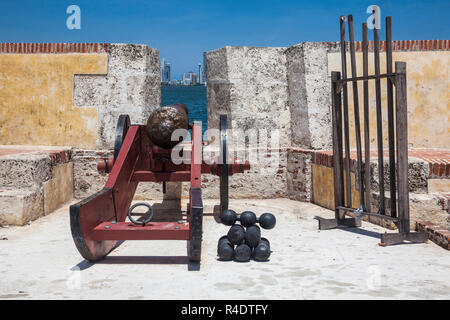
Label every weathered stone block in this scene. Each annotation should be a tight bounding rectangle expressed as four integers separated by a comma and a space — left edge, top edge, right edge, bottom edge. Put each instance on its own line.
286, 42, 332, 150
0, 154, 51, 188
206, 46, 290, 147
43, 162, 74, 214
74, 74, 123, 107
287, 150, 312, 202
369, 157, 429, 193
72, 149, 111, 199
0, 188, 44, 226
428, 179, 450, 193
108, 44, 159, 75
206, 47, 228, 82
126, 75, 161, 107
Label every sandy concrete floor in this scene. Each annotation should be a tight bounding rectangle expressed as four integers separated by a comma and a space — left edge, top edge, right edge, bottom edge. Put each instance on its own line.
0, 198, 449, 300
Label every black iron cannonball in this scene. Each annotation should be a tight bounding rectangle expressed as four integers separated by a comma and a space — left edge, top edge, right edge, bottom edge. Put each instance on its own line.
259, 237, 270, 250
240, 211, 257, 227
217, 242, 234, 261
217, 235, 231, 249
244, 225, 261, 248
259, 213, 276, 230
227, 224, 245, 245
234, 244, 252, 262
220, 209, 238, 226
253, 242, 271, 261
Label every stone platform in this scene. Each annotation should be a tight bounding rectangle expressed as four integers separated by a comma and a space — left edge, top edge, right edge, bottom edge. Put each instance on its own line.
311, 148, 450, 241
0, 146, 73, 226
0, 198, 448, 299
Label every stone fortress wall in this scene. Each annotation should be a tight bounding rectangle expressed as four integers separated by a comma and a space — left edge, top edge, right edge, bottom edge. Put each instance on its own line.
205, 40, 450, 232
0, 41, 449, 234
0, 43, 162, 225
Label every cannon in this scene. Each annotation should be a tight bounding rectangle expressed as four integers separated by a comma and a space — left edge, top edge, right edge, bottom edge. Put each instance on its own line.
70, 104, 250, 263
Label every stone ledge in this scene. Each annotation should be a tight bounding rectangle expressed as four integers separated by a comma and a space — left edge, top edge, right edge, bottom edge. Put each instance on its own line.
0, 146, 73, 188
0, 187, 44, 226
416, 221, 450, 250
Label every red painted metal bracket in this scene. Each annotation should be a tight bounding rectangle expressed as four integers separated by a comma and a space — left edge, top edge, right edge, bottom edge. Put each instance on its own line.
91, 222, 190, 241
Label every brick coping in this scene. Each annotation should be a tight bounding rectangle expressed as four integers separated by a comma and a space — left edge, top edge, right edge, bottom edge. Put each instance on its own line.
1, 40, 449, 54
310, 148, 450, 178
325, 39, 450, 52
416, 221, 450, 250
0, 43, 110, 54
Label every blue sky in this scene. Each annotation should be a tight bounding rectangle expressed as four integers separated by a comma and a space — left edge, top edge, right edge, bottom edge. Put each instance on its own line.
0, 0, 448, 79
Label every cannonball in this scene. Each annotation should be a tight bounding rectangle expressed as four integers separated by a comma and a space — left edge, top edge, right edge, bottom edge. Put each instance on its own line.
217, 242, 234, 261
259, 237, 270, 249
244, 225, 261, 248
217, 235, 231, 249
234, 244, 252, 262
240, 211, 257, 228
259, 213, 276, 230
253, 242, 271, 261
227, 224, 245, 245
220, 209, 238, 226
146, 104, 189, 149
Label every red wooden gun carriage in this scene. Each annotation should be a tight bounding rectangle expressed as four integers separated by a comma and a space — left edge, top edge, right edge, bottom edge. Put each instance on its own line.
70, 104, 250, 262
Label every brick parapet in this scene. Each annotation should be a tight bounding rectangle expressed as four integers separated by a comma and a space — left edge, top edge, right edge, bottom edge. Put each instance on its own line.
0, 43, 110, 54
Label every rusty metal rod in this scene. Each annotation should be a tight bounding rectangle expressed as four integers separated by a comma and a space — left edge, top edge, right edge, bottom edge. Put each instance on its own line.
340, 15, 352, 208
348, 15, 365, 210
386, 16, 397, 218
362, 22, 371, 213
332, 72, 345, 220
374, 26, 386, 214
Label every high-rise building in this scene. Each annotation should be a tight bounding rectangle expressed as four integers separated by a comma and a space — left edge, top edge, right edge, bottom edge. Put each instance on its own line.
182, 73, 190, 85
161, 59, 171, 83
189, 71, 197, 85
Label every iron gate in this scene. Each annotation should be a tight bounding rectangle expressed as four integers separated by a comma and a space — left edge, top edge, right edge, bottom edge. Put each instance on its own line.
318, 14, 427, 246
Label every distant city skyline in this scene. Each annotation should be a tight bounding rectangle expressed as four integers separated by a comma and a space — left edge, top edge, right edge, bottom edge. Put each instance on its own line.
0, 1, 448, 79
162, 58, 206, 85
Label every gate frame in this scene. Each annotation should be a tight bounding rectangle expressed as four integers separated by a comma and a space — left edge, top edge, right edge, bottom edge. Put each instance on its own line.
317, 15, 428, 246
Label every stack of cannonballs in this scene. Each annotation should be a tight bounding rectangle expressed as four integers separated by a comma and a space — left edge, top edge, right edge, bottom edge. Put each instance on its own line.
217, 210, 276, 262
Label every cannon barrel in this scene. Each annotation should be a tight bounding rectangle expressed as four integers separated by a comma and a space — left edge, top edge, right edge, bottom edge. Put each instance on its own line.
146, 103, 189, 149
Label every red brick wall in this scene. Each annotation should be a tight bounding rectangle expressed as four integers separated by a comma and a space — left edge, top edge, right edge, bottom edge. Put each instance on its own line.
326, 39, 450, 52
0, 43, 110, 54
311, 149, 450, 178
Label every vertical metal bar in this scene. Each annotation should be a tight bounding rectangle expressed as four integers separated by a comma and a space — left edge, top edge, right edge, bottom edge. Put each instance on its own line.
340, 16, 352, 208
394, 62, 409, 233
331, 72, 344, 220
347, 15, 365, 210
362, 22, 371, 212
386, 16, 397, 218
336, 80, 345, 220
373, 26, 385, 214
